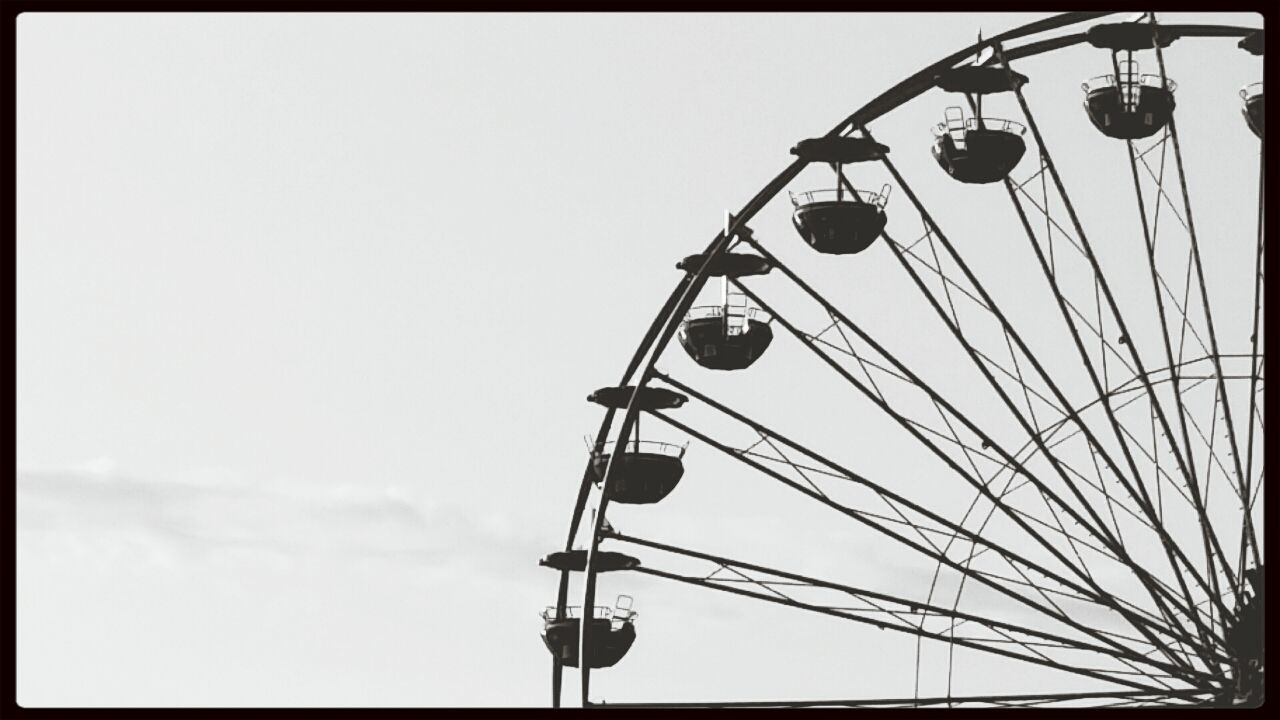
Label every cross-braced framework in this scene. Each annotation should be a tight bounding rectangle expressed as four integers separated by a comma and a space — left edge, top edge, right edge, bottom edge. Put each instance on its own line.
543, 12, 1265, 708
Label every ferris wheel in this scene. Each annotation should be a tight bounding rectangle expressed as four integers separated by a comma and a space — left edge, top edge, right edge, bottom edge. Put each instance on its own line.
540, 12, 1265, 708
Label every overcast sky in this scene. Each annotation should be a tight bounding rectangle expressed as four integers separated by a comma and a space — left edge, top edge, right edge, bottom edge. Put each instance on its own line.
17, 12, 1263, 707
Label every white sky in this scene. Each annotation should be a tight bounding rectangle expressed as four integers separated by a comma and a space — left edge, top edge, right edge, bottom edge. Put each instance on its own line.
17, 12, 1263, 707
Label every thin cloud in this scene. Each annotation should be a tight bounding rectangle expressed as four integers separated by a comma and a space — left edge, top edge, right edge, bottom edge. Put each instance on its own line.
17, 468, 533, 573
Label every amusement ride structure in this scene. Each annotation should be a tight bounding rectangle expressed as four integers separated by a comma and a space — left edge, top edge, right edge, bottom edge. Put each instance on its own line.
540, 12, 1266, 708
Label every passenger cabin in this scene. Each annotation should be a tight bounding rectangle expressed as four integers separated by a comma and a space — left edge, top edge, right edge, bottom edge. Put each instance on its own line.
590, 438, 687, 504
788, 135, 890, 255
1082, 60, 1176, 139
679, 288, 773, 370
541, 595, 637, 668
1241, 83, 1263, 139
790, 185, 891, 255
932, 107, 1028, 183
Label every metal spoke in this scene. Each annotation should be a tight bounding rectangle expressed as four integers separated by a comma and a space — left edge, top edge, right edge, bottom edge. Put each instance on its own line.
843, 148, 1218, 655
994, 42, 1239, 637
1239, 141, 1266, 575
612, 534, 1193, 691
733, 270, 1217, 668
649, 376, 1207, 659
661, 297, 1221, 671
1148, 21, 1254, 585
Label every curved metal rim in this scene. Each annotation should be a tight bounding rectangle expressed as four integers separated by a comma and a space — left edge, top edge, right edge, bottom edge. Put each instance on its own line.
553, 12, 1263, 708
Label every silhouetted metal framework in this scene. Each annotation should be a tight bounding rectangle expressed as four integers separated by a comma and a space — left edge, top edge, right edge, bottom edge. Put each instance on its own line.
546, 11, 1265, 708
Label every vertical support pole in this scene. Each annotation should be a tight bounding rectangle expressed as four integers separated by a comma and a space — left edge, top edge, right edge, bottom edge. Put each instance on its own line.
722, 211, 732, 337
